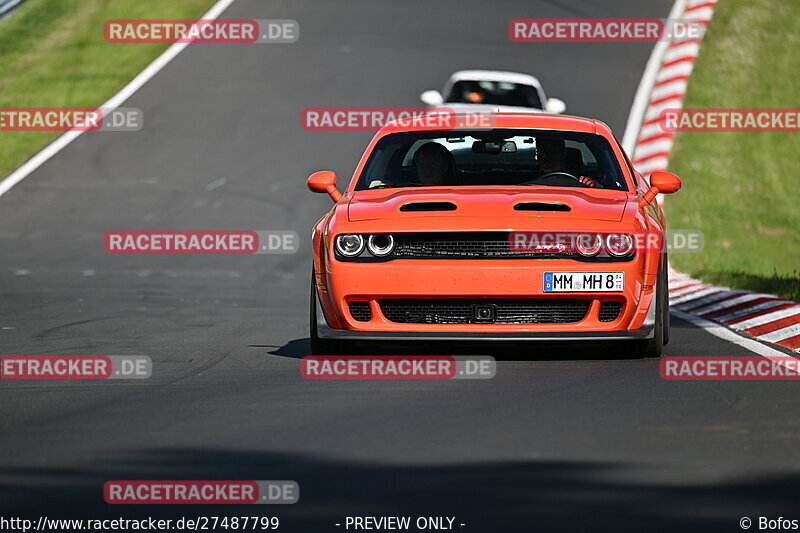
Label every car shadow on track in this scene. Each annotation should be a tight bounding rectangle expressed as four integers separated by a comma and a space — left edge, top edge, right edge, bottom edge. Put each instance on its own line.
268, 337, 647, 362
0, 447, 795, 533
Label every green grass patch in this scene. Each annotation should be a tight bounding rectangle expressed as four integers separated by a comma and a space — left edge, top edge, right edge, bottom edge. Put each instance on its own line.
667, 0, 800, 301
0, 0, 214, 179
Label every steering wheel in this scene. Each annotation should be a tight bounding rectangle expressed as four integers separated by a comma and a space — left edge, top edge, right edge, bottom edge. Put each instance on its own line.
370, 181, 421, 189
517, 171, 582, 186
538, 171, 581, 182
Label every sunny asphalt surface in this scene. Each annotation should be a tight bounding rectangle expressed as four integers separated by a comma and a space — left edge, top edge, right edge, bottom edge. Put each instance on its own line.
2, 0, 800, 531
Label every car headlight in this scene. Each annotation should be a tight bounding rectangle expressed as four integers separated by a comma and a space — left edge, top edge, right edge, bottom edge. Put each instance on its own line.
367, 234, 395, 256
606, 233, 634, 256
575, 233, 602, 256
335, 234, 365, 257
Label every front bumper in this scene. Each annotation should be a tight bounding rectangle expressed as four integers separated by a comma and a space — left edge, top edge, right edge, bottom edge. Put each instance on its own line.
315, 286, 656, 342
315, 257, 656, 337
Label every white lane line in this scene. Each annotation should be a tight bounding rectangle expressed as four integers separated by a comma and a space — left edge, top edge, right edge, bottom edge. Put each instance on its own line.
731, 306, 800, 331
672, 309, 797, 362
0, 0, 237, 199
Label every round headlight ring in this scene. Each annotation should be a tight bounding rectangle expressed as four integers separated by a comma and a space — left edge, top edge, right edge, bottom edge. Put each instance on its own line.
575, 233, 602, 256
606, 233, 634, 256
367, 234, 395, 257
336, 234, 365, 257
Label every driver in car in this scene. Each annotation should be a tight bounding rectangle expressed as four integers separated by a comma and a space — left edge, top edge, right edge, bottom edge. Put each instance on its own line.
413, 142, 452, 186
464, 82, 485, 104
536, 137, 597, 187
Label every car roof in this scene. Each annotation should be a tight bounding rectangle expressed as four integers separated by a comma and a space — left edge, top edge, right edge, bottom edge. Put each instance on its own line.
448, 70, 541, 87
378, 113, 602, 135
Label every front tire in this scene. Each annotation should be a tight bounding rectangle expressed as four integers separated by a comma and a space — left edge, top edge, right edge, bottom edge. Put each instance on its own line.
310, 274, 352, 355
632, 262, 667, 358
662, 258, 670, 346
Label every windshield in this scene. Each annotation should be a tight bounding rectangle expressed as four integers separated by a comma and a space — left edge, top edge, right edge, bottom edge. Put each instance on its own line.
445, 80, 543, 108
355, 129, 629, 191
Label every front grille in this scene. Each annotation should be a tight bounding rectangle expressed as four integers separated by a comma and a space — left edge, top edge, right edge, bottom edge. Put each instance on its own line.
599, 301, 623, 322
348, 301, 372, 322
394, 232, 556, 259
379, 298, 590, 325
390, 232, 631, 262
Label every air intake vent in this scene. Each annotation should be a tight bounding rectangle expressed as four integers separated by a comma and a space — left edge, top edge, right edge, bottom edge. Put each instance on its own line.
348, 301, 372, 322
379, 298, 590, 325
400, 202, 457, 212
599, 301, 623, 322
514, 202, 570, 212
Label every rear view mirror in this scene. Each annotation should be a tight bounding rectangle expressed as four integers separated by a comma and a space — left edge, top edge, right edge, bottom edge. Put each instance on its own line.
650, 171, 682, 194
420, 90, 444, 106
307, 170, 342, 202
640, 171, 681, 206
472, 140, 517, 154
545, 97, 566, 114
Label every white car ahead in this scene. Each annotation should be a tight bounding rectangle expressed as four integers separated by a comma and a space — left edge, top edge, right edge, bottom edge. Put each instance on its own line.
420, 70, 566, 114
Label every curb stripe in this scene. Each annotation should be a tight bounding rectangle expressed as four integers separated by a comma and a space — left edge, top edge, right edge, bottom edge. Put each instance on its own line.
719, 301, 793, 324
741, 309, 800, 336
627, 0, 800, 354
724, 302, 799, 325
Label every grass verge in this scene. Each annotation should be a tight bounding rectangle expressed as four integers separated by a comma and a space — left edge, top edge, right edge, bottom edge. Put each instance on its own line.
667, 0, 800, 301
0, 0, 215, 180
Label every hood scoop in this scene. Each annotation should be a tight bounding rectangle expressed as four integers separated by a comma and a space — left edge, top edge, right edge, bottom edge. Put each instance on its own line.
514, 202, 571, 212
400, 202, 457, 212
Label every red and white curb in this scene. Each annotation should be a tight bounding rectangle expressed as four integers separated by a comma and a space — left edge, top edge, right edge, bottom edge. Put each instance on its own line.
631, 0, 718, 174
626, 0, 800, 354
669, 270, 800, 353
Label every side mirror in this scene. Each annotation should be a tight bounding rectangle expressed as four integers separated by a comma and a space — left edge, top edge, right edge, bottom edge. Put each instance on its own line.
545, 97, 566, 114
640, 171, 681, 206
307, 170, 342, 202
420, 90, 444, 106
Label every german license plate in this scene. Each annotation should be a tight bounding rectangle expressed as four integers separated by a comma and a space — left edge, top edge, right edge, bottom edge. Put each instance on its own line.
543, 272, 624, 292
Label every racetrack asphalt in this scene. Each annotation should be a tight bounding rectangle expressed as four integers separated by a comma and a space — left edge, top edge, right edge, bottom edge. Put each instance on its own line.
2, 0, 800, 531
